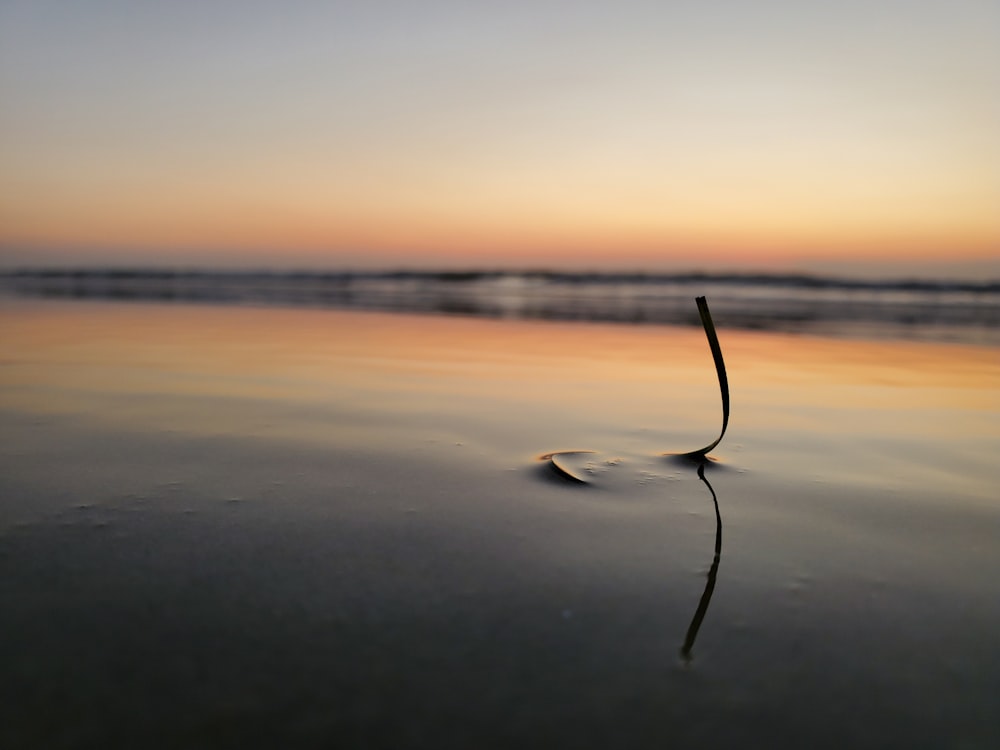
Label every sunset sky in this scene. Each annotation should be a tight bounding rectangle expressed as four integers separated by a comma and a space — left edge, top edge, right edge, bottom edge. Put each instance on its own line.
1, 0, 998, 274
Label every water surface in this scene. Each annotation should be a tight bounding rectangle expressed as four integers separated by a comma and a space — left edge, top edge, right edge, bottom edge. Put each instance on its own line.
1, 298, 998, 748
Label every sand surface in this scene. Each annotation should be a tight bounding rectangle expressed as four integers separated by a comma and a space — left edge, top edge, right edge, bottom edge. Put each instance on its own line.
2, 298, 999, 748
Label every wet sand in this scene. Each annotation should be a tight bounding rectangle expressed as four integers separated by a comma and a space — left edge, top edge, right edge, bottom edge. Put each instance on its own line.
2, 299, 999, 748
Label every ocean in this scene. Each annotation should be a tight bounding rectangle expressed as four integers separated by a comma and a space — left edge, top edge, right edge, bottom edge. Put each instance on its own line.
3, 267, 999, 344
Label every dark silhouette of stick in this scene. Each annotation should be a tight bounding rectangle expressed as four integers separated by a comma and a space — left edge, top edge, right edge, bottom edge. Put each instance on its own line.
684, 296, 730, 458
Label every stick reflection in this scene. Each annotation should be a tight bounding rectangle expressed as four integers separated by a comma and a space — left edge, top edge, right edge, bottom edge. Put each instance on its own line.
680, 462, 722, 662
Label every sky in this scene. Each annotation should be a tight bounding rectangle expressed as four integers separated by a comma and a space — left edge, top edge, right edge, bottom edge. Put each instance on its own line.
1, 0, 998, 274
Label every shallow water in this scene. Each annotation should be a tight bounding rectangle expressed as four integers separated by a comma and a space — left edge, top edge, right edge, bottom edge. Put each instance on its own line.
5, 269, 999, 344
1, 299, 998, 748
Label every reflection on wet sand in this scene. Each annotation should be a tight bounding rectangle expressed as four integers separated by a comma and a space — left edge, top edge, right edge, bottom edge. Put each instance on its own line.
537, 451, 727, 661
680, 461, 723, 661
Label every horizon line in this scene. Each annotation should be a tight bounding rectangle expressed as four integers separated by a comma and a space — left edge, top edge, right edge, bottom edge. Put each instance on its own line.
3, 265, 999, 291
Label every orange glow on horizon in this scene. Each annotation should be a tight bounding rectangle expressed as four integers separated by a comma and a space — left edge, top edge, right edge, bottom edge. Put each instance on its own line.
3, 158, 998, 268
2, 3, 997, 271
2, 208, 996, 269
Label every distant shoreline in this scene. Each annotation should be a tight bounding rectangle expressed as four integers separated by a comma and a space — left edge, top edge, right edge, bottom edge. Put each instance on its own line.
3, 267, 998, 345
3, 266, 998, 292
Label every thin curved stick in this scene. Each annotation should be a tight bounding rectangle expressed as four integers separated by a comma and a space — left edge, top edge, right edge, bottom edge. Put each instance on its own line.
684, 296, 730, 458
543, 296, 729, 481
